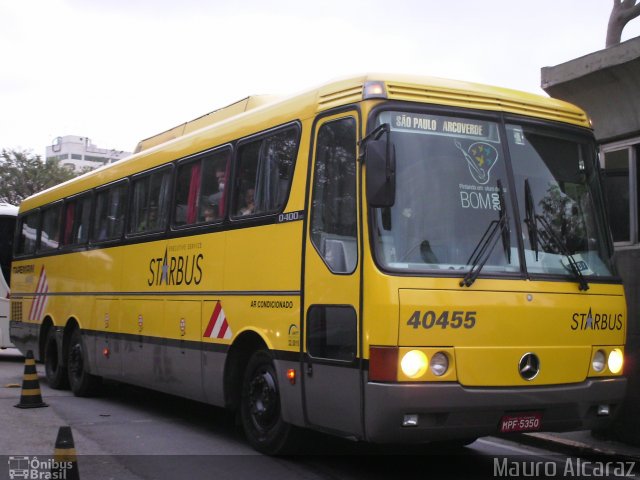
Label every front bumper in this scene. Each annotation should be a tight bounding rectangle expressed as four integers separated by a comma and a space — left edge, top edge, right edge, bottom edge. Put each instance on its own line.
364, 378, 627, 443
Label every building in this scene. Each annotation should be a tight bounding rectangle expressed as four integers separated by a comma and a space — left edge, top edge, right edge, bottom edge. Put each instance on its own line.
541, 35, 640, 445
46, 135, 131, 173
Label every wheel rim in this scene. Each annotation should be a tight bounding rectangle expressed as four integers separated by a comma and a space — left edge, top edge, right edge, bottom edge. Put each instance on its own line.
248, 367, 279, 433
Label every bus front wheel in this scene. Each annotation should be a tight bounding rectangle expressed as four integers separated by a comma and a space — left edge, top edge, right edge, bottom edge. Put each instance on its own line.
44, 328, 68, 389
240, 350, 294, 455
67, 328, 101, 397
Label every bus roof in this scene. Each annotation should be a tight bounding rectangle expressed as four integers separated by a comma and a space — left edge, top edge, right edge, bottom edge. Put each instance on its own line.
133, 95, 281, 154
19, 73, 590, 212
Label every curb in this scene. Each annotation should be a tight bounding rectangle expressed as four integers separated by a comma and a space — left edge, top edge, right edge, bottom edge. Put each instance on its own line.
515, 432, 640, 463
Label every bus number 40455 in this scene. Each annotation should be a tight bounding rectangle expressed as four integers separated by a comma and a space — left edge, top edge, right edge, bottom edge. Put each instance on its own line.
406, 310, 477, 330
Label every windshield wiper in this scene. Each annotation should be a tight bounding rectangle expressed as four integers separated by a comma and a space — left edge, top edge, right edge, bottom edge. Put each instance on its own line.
460, 180, 510, 288
523, 178, 589, 291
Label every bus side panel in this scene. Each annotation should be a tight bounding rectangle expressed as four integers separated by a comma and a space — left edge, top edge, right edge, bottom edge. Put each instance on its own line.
164, 300, 204, 401
120, 298, 164, 389
222, 220, 303, 412
0, 299, 12, 348
223, 222, 303, 293
9, 260, 43, 357
8, 320, 39, 357
93, 298, 122, 379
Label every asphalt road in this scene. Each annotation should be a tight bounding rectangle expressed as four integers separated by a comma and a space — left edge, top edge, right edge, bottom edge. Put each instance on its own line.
0, 348, 629, 480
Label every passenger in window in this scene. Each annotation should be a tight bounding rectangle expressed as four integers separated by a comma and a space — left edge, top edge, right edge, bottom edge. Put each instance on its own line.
203, 204, 217, 222
216, 166, 226, 192
139, 203, 158, 232
239, 188, 255, 216
204, 192, 223, 221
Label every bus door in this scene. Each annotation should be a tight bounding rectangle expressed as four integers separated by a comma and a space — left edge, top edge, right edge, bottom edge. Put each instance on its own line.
302, 113, 362, 436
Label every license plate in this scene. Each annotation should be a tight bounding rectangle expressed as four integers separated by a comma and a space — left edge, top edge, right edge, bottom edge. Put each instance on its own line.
499, 412, 543, 433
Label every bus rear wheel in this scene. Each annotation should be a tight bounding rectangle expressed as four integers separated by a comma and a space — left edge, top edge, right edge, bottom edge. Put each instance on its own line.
67, 328, 101, 397
44, 328, 68, 389
240, 350, 294, 455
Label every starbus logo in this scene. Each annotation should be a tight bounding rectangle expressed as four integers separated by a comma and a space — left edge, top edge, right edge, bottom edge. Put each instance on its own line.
147, 247, 204, 287
571, 308, 623, 331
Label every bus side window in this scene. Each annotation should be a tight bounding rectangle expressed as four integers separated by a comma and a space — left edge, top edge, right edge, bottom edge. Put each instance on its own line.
38, 204, 62, 252
63, 201, 75, 245
307, 306, 357, 362
232, 127, 298, 218
74, 195, 92, 244
310, 117, 357, 273
174, 160, 199, 226
63, 194, 92, 246
199, 150, 229, 222
173, 148, 230, 227
16, 212, 39, 256
129, 168, 172, 234
92, 183, 127, 242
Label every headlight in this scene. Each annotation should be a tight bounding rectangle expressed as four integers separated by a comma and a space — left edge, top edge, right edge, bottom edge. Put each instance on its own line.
430, 352, 449, 376
400, 350, 428, 378
592, 350, 606, 373
607, 349, 624, 374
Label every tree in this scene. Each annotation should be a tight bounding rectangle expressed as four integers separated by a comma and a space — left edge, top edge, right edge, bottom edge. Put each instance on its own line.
538, 184, 587, 254
607, 0, 640, 47
0, 149, 79, 205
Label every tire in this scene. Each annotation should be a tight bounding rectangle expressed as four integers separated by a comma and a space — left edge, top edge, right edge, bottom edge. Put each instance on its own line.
240, 350, 295, 454
67, 328, 101, 397
44, 327, 69, 389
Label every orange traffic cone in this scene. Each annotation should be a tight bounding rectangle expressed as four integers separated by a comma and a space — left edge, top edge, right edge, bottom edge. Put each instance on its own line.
53, 426, 79, 480
14, 350, 48, 409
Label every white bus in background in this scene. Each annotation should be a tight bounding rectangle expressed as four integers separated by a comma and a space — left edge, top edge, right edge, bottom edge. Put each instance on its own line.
0, 203, 18, 348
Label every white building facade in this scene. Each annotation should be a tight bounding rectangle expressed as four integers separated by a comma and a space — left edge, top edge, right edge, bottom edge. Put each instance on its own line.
46, 135, 131, 172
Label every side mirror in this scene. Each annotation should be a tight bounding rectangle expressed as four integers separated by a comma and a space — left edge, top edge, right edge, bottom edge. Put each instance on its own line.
365, 136, 396, 208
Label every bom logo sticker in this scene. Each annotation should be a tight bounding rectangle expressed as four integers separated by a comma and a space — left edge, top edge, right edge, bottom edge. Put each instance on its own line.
455, 141, 499, 185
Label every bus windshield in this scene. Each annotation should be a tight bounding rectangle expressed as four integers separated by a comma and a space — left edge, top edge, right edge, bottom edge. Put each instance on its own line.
370, 110, 615, 280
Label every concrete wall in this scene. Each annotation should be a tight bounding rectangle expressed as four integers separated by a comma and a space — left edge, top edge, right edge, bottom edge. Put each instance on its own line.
541, 35, 640, 445
542, 36, 640, 143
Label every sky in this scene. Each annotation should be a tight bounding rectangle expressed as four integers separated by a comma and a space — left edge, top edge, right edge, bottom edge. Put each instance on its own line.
1, 0, 639, 156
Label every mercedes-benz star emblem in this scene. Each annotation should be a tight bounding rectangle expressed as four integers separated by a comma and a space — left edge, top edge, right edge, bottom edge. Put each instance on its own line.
518, 353, 540, 381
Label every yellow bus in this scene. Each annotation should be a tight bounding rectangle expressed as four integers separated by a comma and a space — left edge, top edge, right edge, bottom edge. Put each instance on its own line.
10, 74, 626, 454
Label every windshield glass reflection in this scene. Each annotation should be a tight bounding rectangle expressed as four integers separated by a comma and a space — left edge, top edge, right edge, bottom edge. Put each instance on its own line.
370, 111, 615, 280
371, 111, 520, 275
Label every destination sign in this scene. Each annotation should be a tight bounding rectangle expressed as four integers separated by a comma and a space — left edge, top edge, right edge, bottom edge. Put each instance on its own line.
387, 112, 497, 141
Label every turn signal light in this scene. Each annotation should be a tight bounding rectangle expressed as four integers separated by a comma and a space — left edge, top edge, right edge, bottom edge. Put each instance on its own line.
369, 346, 398, 381
286, 368, 296, 385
